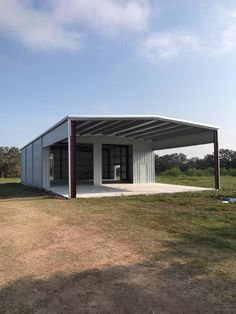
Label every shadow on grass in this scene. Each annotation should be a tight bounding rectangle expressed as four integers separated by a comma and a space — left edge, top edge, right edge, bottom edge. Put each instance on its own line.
0, 183, 52, 200
0, 257, 235, 314
184, 228, 236, 251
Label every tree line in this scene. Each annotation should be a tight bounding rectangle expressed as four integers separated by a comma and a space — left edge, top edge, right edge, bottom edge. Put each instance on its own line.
0, 147, 20, 178
155, 149, 236, 176
0, 147, 236, 178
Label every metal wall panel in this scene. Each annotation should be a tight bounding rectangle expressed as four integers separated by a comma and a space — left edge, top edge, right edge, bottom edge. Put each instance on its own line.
32, 138, 43, 188
154, 130, 214, 150
133, 142, 155, 183
77, 135, 148, 146
43, 120, 68, 148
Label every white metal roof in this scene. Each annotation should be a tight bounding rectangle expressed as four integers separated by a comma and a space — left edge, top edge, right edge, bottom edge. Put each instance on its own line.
68, 115, 218, 130
21, 115, 218, 150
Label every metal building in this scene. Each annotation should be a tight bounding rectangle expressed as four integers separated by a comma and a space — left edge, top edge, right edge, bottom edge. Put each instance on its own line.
21, 115, 220, 198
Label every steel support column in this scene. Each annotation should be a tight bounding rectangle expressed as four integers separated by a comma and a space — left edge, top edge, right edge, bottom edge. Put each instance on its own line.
70, 120, 77, 198
214, 130, 220, 190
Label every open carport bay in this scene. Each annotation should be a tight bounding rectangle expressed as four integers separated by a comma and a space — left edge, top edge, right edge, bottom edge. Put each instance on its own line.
49, 182, 211, 198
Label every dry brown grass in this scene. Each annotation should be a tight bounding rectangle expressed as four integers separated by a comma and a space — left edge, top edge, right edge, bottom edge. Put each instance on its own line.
0, 181, 235, 313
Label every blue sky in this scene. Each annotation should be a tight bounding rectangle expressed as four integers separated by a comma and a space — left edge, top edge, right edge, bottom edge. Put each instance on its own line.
0, 0, 236, 157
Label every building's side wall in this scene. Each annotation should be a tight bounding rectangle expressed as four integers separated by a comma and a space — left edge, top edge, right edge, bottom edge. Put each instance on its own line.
22, 141, 43, 188
77, 135, 155, 184
25, 144, 33, 185
21, 120, 69, 188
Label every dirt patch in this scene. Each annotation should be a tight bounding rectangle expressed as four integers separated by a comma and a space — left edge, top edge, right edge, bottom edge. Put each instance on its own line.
0, 199, 143, 285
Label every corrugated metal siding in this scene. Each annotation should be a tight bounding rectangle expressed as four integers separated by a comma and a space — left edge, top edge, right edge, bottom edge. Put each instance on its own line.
22, 140, 43, 188
77, 135, 146, 145
154, 130, 214, 150
43, 120, 68, 147
25, 144, 33, 185
133, 142, 155, 183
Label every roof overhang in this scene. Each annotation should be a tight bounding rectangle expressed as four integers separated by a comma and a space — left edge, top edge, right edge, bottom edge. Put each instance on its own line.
69, 115, 218, 150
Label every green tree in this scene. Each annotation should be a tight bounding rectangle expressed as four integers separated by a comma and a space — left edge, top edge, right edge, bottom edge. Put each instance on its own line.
219, 149, 235, 169
155, 149, 236, 174
155, 153, 188, 173
0, 147, 20, 178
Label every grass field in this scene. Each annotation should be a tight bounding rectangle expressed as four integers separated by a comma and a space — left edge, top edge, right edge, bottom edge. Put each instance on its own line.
0, 177, 20, 184
0, 178, 235, 313
157, 175, 236, 189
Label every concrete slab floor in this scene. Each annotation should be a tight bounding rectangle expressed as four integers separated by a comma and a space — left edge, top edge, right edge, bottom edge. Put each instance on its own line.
49, 183, 212, 199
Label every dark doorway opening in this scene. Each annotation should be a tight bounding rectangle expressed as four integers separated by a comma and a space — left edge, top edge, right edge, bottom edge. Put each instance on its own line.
76, 144, 93, 184
50, 144, 68, 186
102, 144, 133, 183
50, 143, 93, 186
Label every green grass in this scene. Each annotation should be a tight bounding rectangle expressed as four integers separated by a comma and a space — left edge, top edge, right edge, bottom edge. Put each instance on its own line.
82, 191, 236, 252
1, 177, 236, 264
156, 175, 236, 190
0, 177, 20, 184
0, 177, 47, 199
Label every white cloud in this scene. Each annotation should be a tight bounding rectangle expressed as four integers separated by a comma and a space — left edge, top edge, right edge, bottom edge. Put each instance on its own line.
0, 0, 150, 51
1, 0, 236, 62
140, 5, 236, 64
141, 31, 202, 63
53, 0, 150, 35
212, 7, 236, 54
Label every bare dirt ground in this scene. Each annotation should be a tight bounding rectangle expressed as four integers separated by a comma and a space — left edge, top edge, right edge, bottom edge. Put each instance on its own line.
0, 185, 235, 313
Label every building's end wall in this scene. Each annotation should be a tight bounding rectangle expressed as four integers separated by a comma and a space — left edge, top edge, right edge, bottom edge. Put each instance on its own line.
78, 135, 155, 184
21, 120, 69, 189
